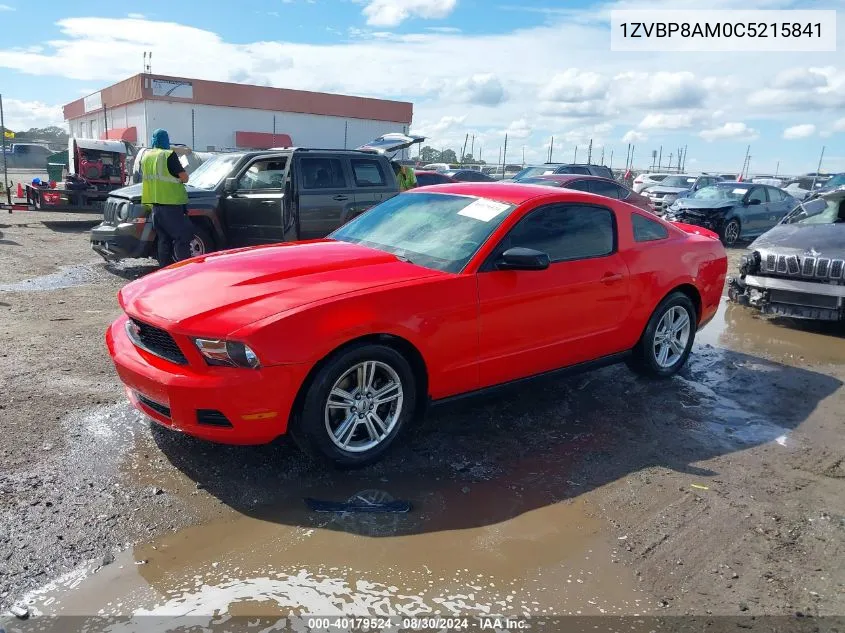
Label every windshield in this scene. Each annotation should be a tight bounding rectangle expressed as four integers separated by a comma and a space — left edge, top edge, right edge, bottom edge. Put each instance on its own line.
690, 184, 749, 201
188, 154, 243, 190
783, 197, 845, 224
513, 166, 556, 180
823, 174, 845, 189
660, 176, 698, 188
519, 177, 562, 187
330, 192, 516, 273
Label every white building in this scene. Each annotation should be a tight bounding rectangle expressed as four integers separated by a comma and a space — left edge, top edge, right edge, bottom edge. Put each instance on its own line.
63, 74, 413, 152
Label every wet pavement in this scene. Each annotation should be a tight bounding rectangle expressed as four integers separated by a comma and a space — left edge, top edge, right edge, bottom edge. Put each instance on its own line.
2, 219, 845, 627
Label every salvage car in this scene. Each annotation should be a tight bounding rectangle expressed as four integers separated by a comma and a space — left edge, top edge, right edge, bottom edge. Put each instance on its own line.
645, 174, 721, 212
106, 182, 727, 466
514, 174, 654, 213
728, 188, 845, 321
664, 182, 797, 246
91, 134, 423, 264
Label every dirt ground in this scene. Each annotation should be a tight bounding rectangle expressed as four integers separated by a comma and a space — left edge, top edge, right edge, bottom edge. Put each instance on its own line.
1, 210, 844, 627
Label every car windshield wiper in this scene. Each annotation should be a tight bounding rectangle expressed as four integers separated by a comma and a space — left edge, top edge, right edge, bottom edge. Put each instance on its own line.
394, 253, 414, 264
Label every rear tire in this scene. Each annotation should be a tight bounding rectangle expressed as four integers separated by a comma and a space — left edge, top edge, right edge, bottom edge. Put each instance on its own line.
627, 291, 697, 378
292, 343, 417, 468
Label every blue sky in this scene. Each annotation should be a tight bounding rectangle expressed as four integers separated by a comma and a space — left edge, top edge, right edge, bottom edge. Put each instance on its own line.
0, 0, 843, 175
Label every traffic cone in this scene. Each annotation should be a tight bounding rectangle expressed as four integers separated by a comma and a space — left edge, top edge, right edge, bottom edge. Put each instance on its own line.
16, 182, 23, 198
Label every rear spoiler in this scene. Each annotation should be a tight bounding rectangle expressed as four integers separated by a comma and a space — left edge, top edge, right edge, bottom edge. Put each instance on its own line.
669, 221, 720, 240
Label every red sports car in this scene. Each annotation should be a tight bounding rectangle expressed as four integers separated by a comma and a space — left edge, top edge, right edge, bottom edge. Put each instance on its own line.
107, 183, 727, 467
517, 174, 655, 213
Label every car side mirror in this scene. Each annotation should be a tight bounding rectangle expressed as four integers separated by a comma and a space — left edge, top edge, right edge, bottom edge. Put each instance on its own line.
223, 177, 237, 193
495, 247, 550, 271
746, 198, 761, 206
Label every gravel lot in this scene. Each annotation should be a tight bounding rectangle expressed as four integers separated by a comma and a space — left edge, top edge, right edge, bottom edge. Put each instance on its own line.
1, 210, 843, 623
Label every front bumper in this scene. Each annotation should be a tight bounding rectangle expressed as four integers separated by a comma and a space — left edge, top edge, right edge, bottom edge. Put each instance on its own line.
91, 221, 153, 261
106, 315, 310, 444
728, 274, 845, 321
647, 196, 677, 211
663, 211, 720, 231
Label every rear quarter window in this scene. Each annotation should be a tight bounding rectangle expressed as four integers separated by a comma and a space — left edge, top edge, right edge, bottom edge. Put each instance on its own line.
632, 213, 669, 242
351, 159, 387, 187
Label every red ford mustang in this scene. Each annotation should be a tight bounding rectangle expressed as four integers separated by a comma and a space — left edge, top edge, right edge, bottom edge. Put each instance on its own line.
107, 183, 727, 466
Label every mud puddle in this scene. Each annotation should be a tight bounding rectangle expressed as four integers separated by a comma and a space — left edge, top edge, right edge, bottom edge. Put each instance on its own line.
0, 262, 108, 292
13, 490, 649, 625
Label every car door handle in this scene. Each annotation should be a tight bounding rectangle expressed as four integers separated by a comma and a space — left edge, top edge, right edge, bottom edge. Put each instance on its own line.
332, 195, 349, 201
601, 273, 624, 284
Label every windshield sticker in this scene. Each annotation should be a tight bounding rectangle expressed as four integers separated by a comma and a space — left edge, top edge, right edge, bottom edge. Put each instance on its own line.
732, 188, 747, 194
458, 198, 511, 222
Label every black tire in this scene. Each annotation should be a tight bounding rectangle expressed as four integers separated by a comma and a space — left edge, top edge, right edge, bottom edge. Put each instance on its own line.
720, 218, 741, 247
292, 343, 417, 468
627, 291, 697, 378
155, 222, 214, 266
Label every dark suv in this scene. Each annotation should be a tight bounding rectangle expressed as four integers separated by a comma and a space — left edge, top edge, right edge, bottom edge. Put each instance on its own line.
90, 135, 422, 264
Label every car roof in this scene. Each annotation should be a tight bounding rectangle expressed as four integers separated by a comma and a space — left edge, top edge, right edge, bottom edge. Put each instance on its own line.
528, 174, 613, 183
404, 182, 588, 205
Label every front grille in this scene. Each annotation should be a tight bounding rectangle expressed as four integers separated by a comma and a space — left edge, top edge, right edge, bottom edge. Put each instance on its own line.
137, 393, 171, 418
130, 319, 188, 365
786, 256, 800, 274
776, 255, 787, 273
816, 258, 830, 278
769, 290, 840, 309
831, 260, 844, 279
103, 199, 119, 223
802, 257, 815, 276
197, 410, 233, 428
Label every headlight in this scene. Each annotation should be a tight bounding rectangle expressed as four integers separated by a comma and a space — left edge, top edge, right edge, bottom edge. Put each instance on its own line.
739, 251, 760, 275
664, 194, 678, 203
116, 202, 130, 221
194, 338, 260, 368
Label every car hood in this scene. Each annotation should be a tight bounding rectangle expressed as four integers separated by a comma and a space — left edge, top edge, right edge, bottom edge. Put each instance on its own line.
749, 223, 845, 258
647, 186, 689, 195
672, 198, 735, 211
118, 240, 443, 334
108, 183, 218, 202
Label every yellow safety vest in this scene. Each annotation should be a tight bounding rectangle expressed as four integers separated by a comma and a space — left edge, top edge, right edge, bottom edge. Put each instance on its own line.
141, 149, 188, 205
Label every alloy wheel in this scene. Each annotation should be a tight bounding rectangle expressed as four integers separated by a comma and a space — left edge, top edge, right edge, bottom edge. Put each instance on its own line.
653, 306, 691, 368
324, 361, 404, 453
723, 220, 740, 246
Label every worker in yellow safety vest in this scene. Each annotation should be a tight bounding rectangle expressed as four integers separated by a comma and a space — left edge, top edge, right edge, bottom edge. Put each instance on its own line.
392, 161, 417, 192
141, 129, 192, 266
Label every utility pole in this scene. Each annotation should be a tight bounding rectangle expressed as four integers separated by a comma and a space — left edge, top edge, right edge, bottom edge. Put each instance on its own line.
1, 93, 9, 205
470, 135, 475, 160
574, 146, 578, 162
522, 145, 525, 166
548, 136, 554, 163
681, 144, 688, 171
630, 145, 635, 170
600, 146, 605, 165
103, 103, 108, 139
658, 146, 663, 170
668, 153, 674, 172
587, 138, 593, 164
741, 145, 750, 180
810, 146, 825, 190
677, 148, 682, 172
609, 149, 613, 170
625, 144, 631, 170
502, 134, 508, 177
461, 133, 469, 165
775, 161, 779, 178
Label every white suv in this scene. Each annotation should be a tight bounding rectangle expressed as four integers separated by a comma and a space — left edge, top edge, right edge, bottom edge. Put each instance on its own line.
632, 172, 671, 193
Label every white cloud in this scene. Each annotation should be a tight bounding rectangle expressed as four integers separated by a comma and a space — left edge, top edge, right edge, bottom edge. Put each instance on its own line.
699, 122, 758, 142
622, 130, 647, 143
771, 67, 828, 90
501, 119, 532, 139
0, 98, 64, 130
638, 113, 697, 130
410, 115, 466, 136
539, 69, 608, 102
0, 4, 14, 10
612, 71, 707, 109
127, 12, 145, 19
834, 118, 845, 132
453, 73, 506, 106
783, 124, 816, 140
361, 0, 457, 27
748, 67, 845, 112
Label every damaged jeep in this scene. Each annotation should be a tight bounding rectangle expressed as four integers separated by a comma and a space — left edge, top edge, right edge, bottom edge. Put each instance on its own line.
728, 187, 845, 321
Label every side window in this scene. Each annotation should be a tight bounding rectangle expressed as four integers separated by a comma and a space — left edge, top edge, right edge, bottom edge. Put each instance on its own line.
351, 159, 387, 187
588, 179, 622, 199
747, 186, 767, 204
300, 157, 346, 189
632, 213, 669, 242
236, 158, 288, 190
768, 187, 786, 201
615, 184, 631, 199
564, 179, 591, 192
501, 204, 615, 263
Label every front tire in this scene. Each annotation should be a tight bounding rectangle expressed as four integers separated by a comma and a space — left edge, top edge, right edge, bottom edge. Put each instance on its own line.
720, 218, 741, 247
292, 343, 417, 468
627, 292, 697, 378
